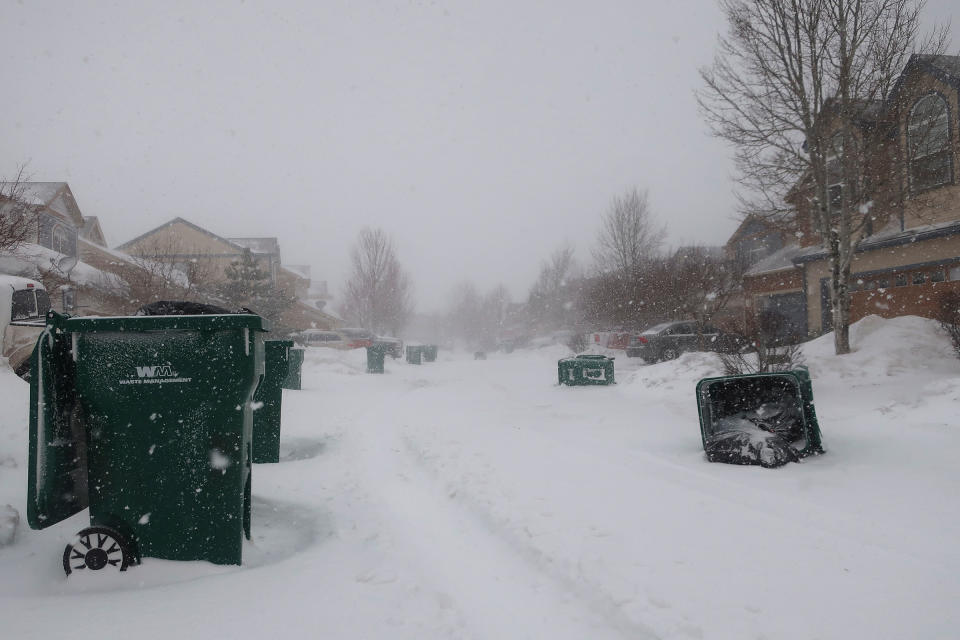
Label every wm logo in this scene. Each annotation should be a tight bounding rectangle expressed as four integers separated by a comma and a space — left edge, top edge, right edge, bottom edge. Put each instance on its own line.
134, 365, 178, 378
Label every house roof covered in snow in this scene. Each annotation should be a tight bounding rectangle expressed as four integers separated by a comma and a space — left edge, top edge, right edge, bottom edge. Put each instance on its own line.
793, 219, 960, 265
227, 237, 280, 256
284, 264, 310, 279
745, 243, 804, 277
889, 54, 960, 100
911, 53, 960, 84
80, 216, 106, 245
0, 182, 64, 207
116, 217, 247, 253
0, 182, 84, 226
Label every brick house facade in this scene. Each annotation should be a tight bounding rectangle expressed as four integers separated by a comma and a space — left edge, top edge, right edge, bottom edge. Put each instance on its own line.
737, 54, 960, 339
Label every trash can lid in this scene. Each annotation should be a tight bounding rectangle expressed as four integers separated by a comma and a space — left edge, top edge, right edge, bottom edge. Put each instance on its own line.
61, 313, 269, 333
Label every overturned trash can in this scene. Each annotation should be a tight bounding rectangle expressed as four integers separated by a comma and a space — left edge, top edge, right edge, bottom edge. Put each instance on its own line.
422, 345, 438, 362
27, 309, 266, 574
253, 339, 292, 464
283, 346, 304, 390
696, 369, 824, 469
406, 345, 423, 365
558, 354, 615, 386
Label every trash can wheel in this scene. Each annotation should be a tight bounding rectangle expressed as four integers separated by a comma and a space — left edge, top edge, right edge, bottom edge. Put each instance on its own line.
63, 526, 133, 576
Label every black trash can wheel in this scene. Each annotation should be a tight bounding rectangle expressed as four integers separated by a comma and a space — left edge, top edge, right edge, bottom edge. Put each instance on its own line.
63, 526, 134, 575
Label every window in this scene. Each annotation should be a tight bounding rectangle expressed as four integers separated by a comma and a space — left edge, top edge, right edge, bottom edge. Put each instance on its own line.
932, 268, 945, 283
878, 278, 889, 289
36, 290, 51, 315
895, 273, 908, 287
950, 265, 960, 281
827, 132, 845, 213
913, 272, 927, 285
51, 225, 69, 255
11, 290, 38, 320
828, 184, 843, 213
908, 94, 952, 192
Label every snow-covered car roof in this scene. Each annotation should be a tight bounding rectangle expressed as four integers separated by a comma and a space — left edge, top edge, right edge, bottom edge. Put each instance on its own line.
0, 274, 45, 291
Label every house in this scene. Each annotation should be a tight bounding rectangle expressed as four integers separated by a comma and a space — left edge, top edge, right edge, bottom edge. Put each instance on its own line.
0, 182, 189, 316
227, 236, 281, 284
117, 217, 269, 285
0, 181, 80, 259
738, 54, 960, 339
724, 214, 797, 268
117, 217, 338, 331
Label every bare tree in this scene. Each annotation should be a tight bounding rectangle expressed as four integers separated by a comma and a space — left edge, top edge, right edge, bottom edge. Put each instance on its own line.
662, 246, 746, 327
592, 187, 666, 276
0, 167, 39, 255
698, 0, 948, 354
445, 281, 513, 349
719, 310, 806, 374
339, 228, 413, 335
527, 245, 579, 332
125, 235, 219, 307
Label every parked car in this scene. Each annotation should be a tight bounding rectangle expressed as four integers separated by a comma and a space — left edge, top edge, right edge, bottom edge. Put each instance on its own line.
295, 327, 378, 350
295, 329, 349, 349
0, 275, 50, 377
336, 327, 375, 349
625, 320, 746, 362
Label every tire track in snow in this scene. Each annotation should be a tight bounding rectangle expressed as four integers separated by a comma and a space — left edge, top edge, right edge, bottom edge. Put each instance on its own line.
346, 413, 661, 640
396, 432, 678, 640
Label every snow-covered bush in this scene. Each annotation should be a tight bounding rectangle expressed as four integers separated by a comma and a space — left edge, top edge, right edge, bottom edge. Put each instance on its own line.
937, 291, 960, 359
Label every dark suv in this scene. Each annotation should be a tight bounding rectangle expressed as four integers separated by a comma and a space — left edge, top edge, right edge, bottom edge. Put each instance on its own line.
626, 321, 745, 362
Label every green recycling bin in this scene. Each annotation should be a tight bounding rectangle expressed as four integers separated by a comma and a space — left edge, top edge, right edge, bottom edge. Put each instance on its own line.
406, 345, 422, 364
367, 344, 387, 373
695, 369, 825, 468
253, 340, 292, 464
283, 347, 304, 390
27, 309, 266, 573
558, 354, 615, 385
422, 345, 438, 362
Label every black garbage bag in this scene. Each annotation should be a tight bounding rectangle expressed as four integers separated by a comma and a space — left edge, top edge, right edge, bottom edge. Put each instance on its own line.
136, 301, 238, 316
704, 426, 801, 468
734, 401, 805, 441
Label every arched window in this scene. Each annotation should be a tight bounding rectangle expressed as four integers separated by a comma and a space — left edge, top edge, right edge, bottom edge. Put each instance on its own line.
908, 93, 953, 192
51, 224, 69, 254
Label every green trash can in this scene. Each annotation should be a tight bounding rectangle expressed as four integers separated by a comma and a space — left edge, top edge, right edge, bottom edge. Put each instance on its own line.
422, 345, 438, 362
367, 344, 387, 373
558, 354, 615, 385
406, 345, 422, 365
695, 369, 825, 468
27, 309, 267, 573
253, 340, 293, 464
283, 347, 304, 390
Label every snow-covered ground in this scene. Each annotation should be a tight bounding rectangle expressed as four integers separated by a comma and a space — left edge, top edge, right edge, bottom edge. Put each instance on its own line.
1, 315, 959, 639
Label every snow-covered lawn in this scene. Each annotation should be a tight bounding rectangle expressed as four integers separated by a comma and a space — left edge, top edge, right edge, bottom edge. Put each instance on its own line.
1, 315, 958, 639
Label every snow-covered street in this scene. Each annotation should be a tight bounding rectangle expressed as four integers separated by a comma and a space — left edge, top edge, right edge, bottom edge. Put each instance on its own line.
1, 316, 959, 639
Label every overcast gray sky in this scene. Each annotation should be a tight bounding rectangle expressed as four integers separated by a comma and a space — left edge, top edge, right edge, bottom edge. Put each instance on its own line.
3, 1, 958, 311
